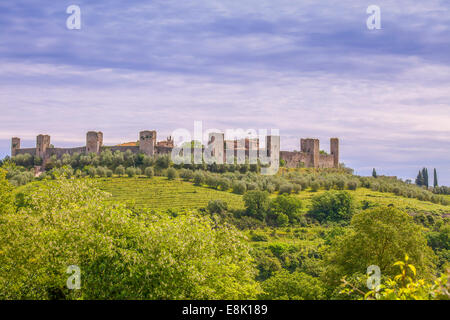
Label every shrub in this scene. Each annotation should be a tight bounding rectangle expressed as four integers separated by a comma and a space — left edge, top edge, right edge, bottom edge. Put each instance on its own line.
347, 180, 358, 190
106, 169, 113, 177
135, 168, 142, 176
115, 165, 125, 176
276, 213, 289, 227
126, 167, 136, 177
193, 172, 205, 186
180, 169, 194, 181
96, 167, 106, 177
218, 178, 231, 191
88, 167, 96, 178
207, 200, 228, 214
293, 184, 302, 194
310, 181, 320, 192
167, 168, 178, 180
279, 183, 293, 195
144, 167, 154, 178
232, 181, 247, 195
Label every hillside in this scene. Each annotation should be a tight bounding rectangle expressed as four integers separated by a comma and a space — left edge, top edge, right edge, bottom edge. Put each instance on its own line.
97, 176, 450, 215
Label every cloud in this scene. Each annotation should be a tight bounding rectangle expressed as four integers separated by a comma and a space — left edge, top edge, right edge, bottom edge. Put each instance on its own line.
0, 0, 449, 184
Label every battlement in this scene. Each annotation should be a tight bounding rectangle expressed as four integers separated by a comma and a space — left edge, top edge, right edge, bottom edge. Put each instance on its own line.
280, 138, 339, 169
10, 131, 340, 169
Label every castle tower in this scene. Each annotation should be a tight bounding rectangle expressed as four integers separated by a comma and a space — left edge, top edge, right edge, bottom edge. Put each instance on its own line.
260, 135, 280, 175
86, 131, 102, 154
11, 137, 20, 157
139, 130, 157, 156
301, 138, 319, 168
330, 138, 339, 168
36, 134, 50, 159
205, 132, 224, 164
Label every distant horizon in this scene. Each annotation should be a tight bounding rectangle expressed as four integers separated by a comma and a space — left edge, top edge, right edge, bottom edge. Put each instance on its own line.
1, 1, 449, 185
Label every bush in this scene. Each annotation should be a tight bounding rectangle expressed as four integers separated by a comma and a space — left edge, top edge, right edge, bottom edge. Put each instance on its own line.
218, 178, 231, 191
144, 167, 154, 178
106, 169, 113, 177
88, 167, 96, 178
180, 169, 194, 181
232, 181, 247, 195
310, 181, 320, 192
309, 191, 354, 223
126, 167, 136, 177
279, 183, 293, 195
96, 167, 106, 177
205, 174, 220, 188
115, 165, 125, 176
207, 200, 228, 214
347, 180, 358, 190
167, 168, 178, 180
293, 184, 302, 194
135, 168, 142, 176
193, 172, 205, 186
276, 213, 289, 227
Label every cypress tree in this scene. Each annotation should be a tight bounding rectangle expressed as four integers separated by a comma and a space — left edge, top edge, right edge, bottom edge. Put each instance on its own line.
434, 168, 438, 188
415, 171, 423, 186
372, 168, 377, 178
423, 168, 429, 188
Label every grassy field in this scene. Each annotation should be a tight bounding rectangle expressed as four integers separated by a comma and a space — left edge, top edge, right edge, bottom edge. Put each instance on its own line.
97, 176, 450, 215
97, 176, 244, 211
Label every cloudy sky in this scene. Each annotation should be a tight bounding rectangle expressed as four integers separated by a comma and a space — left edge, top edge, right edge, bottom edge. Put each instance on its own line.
0, 0, 449, 184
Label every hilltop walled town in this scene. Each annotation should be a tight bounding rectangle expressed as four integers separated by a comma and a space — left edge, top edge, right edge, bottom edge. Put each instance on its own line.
11, 130, 339, 170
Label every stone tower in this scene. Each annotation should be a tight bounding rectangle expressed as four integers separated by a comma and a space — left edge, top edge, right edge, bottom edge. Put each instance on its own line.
301, 138, 319, 168
36, 134, 50, 159
330, 138, 339, 168
11, 137, 20, 157
206, 132, 224, 164
139, 130, 157, 156
86, 131, 102, 154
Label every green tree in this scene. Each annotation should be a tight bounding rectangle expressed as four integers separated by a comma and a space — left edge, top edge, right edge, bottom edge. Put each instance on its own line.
416, 170, 424, 186
433, 168, 438, 188
269, 195, 303, 224
309, 191, 354, 223
422, 168, 429, 188
243, 190, 270, 221
325, 207, 435, 287
372, 168, 377, 178
0, 178, 261, 299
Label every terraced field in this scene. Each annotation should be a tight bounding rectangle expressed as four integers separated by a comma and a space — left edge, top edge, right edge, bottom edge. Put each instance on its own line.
97, 176, 450, 215
97, 176, 244, 211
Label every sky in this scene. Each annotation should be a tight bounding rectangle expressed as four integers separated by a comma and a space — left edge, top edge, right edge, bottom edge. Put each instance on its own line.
0, 0, 449, 184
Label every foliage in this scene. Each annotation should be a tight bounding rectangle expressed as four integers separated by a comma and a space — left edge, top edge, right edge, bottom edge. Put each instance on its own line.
269, 195, 303, 225
325, 207, 436, 287
0, 178, 260, 299
259, 270, 326, 300
0, 169, 15, 214
308, 191, 354, 223
243, 190, 270, 221
341, 255, 449, 300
